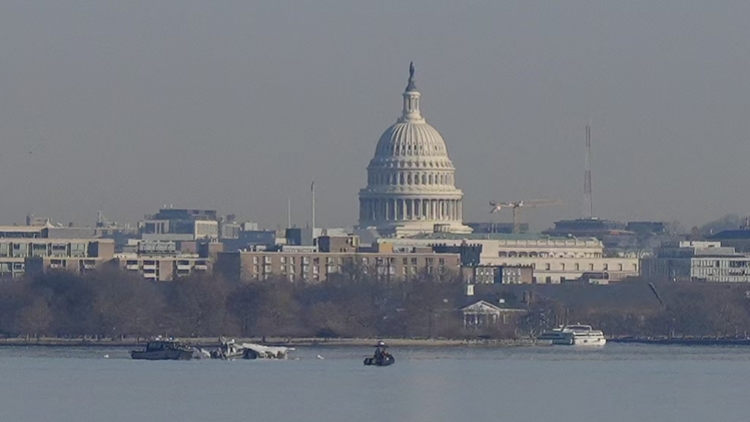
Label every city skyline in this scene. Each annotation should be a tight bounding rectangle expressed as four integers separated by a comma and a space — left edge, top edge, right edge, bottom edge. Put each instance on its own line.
2, 1, 750, 230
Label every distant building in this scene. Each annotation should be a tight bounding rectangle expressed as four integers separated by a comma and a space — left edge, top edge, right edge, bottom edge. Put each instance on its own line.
544, 218, 626, 238
641, 240, 750, 282
1, 238, 115, 278
709, 228, 750, 253
222, 230, 278, 252
460, 300, 526, 329
112, 255, 210, 281
112, 239, 212, 281
467, 222, 528, 235
215, 248, 461, 283
139, 208, 219, 243
626, 221, 667, 235
380, 233, 639, 283
461, 265, 534, 285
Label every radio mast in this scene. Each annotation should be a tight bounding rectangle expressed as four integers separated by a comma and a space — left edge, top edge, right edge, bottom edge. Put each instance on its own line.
583, 125, 593, 219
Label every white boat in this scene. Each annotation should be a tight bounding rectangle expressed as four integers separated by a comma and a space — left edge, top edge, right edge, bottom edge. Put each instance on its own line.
541, 325, 606, 346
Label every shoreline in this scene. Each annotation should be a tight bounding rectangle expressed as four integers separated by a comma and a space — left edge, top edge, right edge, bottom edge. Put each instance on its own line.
4, 337, 750, 348
0, 337, 550, 348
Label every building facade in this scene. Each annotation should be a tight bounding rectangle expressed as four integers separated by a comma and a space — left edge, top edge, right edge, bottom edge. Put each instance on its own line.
358, 63, 471, 237
641, 241, 750, 282
0, 238, 115, 278
462, 265, 534, 285
382, 233, 639, 283
113, 255, 210, 281
215, 249, 462, 283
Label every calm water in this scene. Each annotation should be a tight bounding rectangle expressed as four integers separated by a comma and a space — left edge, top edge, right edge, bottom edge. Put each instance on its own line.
1, 343, 749, 422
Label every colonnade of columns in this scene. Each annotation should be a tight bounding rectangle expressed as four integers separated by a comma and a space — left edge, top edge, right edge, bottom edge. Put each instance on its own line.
360, 198, 462, 222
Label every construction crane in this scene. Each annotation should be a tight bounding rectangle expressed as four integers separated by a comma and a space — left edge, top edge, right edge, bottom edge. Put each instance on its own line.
489, 199, 563, 234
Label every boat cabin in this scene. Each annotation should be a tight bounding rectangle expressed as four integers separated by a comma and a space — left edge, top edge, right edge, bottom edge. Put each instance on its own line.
145, 340, 185, 352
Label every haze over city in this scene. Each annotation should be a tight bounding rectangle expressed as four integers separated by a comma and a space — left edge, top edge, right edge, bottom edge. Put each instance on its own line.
1, 1, 749, 230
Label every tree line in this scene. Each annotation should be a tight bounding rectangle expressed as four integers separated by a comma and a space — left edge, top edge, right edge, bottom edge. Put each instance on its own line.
0, 266, 469, 340
3, 267, 750, 341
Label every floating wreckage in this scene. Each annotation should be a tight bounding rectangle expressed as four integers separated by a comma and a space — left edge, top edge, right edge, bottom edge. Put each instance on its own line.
203, 338, 295, 360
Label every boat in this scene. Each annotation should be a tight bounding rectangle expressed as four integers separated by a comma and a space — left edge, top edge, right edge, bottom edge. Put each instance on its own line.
541, 325, 607, 346
131, 339, 195, 360
364, 341, 395, 366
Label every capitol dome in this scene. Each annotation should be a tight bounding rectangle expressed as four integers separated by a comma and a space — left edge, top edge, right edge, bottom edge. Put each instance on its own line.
358, 63, 471, 236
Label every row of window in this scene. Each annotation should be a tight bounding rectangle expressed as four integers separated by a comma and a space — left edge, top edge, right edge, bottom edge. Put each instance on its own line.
693, 260, 750, 268
249, 255, 448, 266
497, 262, 636, 272
498, 251, 602, 259
0, 242, 88, 258
250, 263, 447, 277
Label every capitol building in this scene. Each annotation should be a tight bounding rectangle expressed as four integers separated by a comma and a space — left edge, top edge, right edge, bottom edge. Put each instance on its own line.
358, 64, 472, 237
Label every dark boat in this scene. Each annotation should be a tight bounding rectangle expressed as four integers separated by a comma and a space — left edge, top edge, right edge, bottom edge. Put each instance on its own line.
364, 341, 395, 366
131, 340, 194, 361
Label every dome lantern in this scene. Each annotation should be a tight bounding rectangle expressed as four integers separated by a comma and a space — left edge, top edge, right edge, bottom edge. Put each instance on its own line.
400, 61, 423, 123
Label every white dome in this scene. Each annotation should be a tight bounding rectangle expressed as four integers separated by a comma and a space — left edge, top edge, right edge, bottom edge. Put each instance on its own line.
374, 122, 450, 159
358, 63, 471, 237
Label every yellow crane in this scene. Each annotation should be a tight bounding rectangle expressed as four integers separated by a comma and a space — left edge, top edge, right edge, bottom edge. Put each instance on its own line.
489, 199, 563, 234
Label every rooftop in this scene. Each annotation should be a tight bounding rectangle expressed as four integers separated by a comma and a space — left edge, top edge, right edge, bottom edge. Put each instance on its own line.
406, 232, 594, 242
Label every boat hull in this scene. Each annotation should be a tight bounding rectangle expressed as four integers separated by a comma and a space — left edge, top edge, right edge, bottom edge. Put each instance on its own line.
552, 337, 607, 346
131, 349, 194, 360
364, 355, 395, 366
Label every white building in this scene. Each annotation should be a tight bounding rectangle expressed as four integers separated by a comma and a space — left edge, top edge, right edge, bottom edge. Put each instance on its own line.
382, 233, 639, 283
642, 241, 750, 282
358, 63, 471, 237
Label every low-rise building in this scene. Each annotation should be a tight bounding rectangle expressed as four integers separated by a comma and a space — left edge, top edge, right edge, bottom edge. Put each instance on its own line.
460, 300, 526, 329
0, 238, 115, 278
215, 248, 461, 282
112, 239, 212, 281
112, 255, 210, 281
461, 265, 534, 285
382, 233, 639, 283
641, 241, 750, 282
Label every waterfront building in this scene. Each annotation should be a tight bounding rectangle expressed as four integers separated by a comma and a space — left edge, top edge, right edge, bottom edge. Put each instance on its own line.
358, 63, 471, 237
460, 300, 525, 329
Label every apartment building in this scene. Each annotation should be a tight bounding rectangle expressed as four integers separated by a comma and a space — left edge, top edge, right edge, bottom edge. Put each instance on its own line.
112, 239, 212, 281
0, 238, 115, 278
215, 248, 462, 282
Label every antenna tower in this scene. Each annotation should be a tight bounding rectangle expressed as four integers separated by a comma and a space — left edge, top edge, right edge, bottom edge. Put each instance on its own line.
583, 125, 593, 219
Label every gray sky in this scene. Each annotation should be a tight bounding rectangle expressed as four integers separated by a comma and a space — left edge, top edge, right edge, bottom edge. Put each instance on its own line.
1, 1, 749, 230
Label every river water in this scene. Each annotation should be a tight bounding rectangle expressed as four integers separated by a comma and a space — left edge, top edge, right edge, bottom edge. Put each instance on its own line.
1, 343, 748, 422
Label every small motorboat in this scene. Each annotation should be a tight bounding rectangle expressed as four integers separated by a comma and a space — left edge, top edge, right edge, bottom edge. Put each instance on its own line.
131, 339, 194, 361
364, 341, 395, 367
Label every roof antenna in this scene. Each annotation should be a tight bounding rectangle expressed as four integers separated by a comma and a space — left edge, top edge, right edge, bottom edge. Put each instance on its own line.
583, 124, 593, 219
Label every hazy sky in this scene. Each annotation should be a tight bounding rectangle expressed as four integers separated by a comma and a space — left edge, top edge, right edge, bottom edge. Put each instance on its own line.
1, 1, 749, 230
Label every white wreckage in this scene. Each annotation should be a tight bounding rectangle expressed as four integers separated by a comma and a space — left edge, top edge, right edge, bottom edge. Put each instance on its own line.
195, 338, 295, 360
